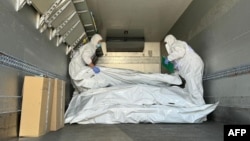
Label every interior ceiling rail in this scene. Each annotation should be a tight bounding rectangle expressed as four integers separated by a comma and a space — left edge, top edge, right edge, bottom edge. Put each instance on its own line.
16, 0, 27, 11
73, 0, 85, 3
61, 20, 81, 42
66, 32, 86, 55
90, 11, 97, 34
46, 0, 71, 27
203, 64, 250, 81
52, 12, 77, 38
16, 0, 95, 55
0, 52, 67, 81
39, 0, 63, 27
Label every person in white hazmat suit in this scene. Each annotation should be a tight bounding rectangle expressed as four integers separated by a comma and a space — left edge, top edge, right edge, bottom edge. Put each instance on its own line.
69, 34, 103, 92
163, 34, 205, 105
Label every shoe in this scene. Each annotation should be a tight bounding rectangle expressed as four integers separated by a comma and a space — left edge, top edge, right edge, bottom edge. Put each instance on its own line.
170, 75, 186, 88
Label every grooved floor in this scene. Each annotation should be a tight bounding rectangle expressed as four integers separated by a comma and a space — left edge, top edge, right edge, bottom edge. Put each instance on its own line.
18, 121, 224, 141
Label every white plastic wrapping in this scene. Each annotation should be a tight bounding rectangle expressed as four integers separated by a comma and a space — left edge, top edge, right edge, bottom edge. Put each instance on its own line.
71, 66, 182, 92
65, 84, 218, 124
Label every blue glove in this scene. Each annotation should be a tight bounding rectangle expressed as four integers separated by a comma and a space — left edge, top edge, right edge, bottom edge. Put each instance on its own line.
164, 57, 169, 65
92, 66, 100, 74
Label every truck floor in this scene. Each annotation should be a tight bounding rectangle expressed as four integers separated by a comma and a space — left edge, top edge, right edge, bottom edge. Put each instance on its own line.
18, 121, 224, 141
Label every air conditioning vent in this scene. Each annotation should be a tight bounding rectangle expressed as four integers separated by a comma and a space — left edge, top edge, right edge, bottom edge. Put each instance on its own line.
106, 29, 144, 52
106, 41, 144, 52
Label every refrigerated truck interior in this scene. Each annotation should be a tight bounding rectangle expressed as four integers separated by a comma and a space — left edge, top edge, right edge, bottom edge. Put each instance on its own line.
1, 0, 250, 141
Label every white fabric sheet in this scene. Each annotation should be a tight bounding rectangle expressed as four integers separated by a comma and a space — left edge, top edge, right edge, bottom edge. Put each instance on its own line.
65, 84, 218, 124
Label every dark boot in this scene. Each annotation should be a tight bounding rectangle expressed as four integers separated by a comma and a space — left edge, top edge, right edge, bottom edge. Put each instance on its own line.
179, 76, 186, 88
170, 75, 186, 88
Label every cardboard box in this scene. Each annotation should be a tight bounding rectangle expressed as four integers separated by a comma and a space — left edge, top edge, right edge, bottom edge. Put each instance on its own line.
19, 76, 54, 137
50, 78, 65, 131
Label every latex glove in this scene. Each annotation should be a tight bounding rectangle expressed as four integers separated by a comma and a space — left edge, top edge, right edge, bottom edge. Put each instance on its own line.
173, 62, 179, 70
164, 57, 169, 65
92, 66, 100, 74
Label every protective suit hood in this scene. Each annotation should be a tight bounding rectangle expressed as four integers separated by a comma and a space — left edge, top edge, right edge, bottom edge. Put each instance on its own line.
90, 34, 102, 47
164, 34, 176, 46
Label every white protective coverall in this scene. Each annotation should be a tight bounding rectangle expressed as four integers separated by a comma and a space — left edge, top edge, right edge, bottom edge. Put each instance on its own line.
69, 33, 182, 93
164, 34, 205, 105
69, 34, 102, 92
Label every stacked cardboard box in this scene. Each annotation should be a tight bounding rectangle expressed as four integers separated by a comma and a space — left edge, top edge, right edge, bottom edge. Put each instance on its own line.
50, 78, 65, 131
19, 76, 65, 137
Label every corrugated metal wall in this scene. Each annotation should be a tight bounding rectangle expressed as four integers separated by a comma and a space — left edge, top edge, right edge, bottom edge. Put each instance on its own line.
0, 1, 71, 140
167, 0, 250, 124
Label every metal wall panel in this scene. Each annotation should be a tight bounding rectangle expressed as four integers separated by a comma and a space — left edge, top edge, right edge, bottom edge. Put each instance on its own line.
167, 0, 250, 124
0, 1, 68, 77
0, 1, 72, 140
97, 42, 160, 73
0, 113, 19, 140
86, 0, 193, 41
0, 67, 19, 97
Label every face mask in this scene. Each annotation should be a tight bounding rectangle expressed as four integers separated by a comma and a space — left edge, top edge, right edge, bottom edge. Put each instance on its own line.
165, 44, 171, 53
165, 44, 170, 49
96, 43, 101, 48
